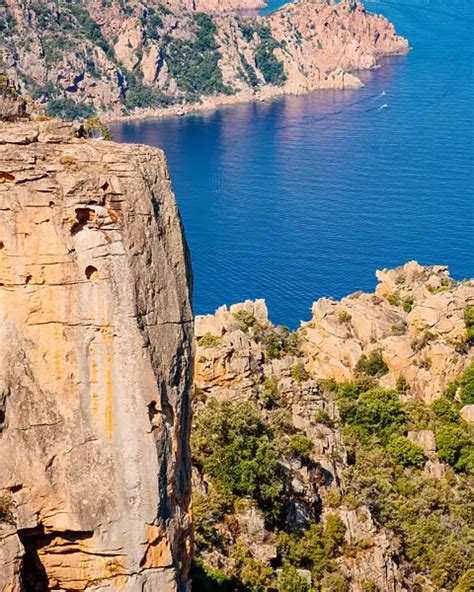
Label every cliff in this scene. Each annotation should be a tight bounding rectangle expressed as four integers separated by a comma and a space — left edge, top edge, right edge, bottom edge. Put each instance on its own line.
0, 120, 193, 590
192, 264, 473, 590
0, 0, 408, 120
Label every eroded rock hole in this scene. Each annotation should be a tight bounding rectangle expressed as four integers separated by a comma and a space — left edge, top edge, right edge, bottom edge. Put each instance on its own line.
85, 265, 99, 280
0, 172, 15, 183
25, 275, 32, 285
0, 241, 4, 249
71, 207, 95, 235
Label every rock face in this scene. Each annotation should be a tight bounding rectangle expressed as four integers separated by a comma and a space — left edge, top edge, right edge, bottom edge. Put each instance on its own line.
0, 0, 408, 119
301, 262, 474, 403
0, 121, 193, 590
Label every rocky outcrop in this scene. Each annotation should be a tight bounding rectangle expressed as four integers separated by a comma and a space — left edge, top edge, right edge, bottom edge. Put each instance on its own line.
0, 120, 193, 590
194, 300, 405, 591
301, 262, 474, 403
0, 0, 408, 119
193, 264, 473, 590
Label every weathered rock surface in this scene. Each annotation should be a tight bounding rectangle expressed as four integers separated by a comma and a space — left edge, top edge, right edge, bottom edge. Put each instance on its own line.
0, 0, 408, 119
0, 120, 193, 590
301, 262, 474, 403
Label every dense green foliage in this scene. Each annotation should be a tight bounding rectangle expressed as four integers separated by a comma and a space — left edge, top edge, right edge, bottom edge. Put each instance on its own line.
332, 377, 474, 589
45, 98, 95, 121
238, 20, 286, 86
354, 351, 389, 378
164, 13, 233, 97
385, 435, 425, 468
192, 400, 285, 521
337, 385, 406, 444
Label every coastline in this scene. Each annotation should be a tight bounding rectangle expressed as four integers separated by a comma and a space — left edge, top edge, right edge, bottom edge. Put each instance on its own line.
103, 58, 405, 125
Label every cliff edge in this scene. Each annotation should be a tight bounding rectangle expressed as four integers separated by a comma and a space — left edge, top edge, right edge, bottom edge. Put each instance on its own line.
0, 120, 193, 591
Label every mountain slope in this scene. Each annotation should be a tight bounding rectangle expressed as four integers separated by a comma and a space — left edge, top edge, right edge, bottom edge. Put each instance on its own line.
0, 0, 408, 119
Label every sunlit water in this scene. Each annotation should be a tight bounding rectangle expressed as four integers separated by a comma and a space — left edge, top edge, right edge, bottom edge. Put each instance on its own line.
112, 0, 474, 327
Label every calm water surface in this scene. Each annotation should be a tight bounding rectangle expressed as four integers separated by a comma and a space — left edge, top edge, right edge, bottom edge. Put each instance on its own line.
112, 0, 474, 327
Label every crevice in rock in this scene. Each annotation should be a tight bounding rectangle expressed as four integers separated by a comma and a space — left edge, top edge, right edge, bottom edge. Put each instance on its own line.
0, 387, 9, 435
18, 527, 49, 592
18, 526, 94, 591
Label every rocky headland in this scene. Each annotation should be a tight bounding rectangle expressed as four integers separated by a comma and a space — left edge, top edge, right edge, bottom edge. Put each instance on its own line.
193, 262, 474, 591
0, 0, 408, 121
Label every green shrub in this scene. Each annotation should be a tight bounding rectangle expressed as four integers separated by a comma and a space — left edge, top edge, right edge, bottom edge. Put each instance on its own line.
355, 351, 388, 378
192, 400, 285, 521
321, 573, 349, 592
432, 396, 460, 424
464, 306, 474, 344
436, 425, 473, 471
278, 524, 328, 581
190, 558, 243, 592
233, 309, 257, 331
337, 311, 351, 324
291, 361, 310, 383
198, 333, 222, 348
84, 116, 112, 140
386, 435, 425, 468
338, 387, 406, 444
458, 362, 474, 405
362, 582, 379, 592
396, 375, 408, 393
278, 565, 310, 592
261, 326, 298, 359
261, 378, 285, 409
0, 494, 13, 524
314, 409, 335, 428
386, 294, 400, 306
287, 434, 313, 459
322, 514, 346, 557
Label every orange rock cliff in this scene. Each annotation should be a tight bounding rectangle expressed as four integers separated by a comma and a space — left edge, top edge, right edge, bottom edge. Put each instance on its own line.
0, 119, 194, 591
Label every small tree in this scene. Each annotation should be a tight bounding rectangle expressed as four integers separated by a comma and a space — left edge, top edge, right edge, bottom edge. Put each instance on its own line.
386, 435, 425, 468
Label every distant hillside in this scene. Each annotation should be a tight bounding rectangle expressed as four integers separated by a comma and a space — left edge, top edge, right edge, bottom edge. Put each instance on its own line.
0, 0, 408, 120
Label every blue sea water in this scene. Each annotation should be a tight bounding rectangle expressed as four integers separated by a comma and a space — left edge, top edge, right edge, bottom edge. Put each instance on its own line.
111, 0, 474, 328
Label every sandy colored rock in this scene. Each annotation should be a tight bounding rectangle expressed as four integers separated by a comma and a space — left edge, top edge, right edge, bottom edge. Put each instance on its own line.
460, 404, 474, 424
301, 262, 474, 403
0, 120, 193, 591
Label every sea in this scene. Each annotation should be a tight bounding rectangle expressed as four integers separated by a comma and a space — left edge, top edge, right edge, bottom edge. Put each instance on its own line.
111, 0, 474, 327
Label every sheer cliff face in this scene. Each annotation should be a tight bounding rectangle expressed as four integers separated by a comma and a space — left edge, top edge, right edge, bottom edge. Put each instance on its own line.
0, 121, 193, 591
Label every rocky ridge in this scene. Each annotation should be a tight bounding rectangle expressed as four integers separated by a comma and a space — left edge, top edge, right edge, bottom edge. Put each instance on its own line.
192, 263, 474, 590
0, 120, 193, 591
0, 0, 408, 120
